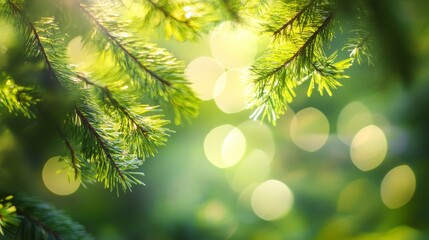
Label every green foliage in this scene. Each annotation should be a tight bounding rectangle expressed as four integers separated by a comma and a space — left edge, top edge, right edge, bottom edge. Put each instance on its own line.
0, 73, 39, 118
0, 0, 401, 238
0, 195, 18, 235
0, 0, 202, 192
1, 194, 92, 239
125, 0, 216, 41
248, 0, 373, 123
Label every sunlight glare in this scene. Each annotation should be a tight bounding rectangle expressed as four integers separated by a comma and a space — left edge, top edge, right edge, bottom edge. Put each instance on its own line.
381, 165, 416, 209
214, 69, 249, 113
204, 125, 246, 168
67, 36, 95, 70
337, 102, 373, 145
231, 150, 271, 192
198, 200, 228, 225
290, 108, 329, 152
251, 180, 293, 221
237, 120, 275, 160
350, 125, 387, 171
185, 56, 225, 101
210, 21, 258, 68
42, 156, 80, 196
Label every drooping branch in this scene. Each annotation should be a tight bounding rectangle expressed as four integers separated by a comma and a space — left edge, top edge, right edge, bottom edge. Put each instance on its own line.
76, 74, 151, 137
77, 3, 172, 87
272, 0, 318, 38
6, 1, 60, 87
75, 108, 125, 182
266, 12, 334, 79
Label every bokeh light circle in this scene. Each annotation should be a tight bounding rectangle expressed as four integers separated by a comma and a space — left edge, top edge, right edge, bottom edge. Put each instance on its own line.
290, 107, 330, 152
185, 56, 225, 101
42, 156, 80, 196
210, 21, 258, 68
204, 125, 246, 168
251, 180, 294, 221
337, 101, 373, 145
381, 165, 416, 209
230, 150, 271, 192
237, 120, 275, 160
350, 125, 387, 171
214, 69, 249, 113
67, 36, 95, 70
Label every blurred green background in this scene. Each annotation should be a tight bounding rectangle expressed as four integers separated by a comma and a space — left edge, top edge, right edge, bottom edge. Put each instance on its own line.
1, 1, 429, 239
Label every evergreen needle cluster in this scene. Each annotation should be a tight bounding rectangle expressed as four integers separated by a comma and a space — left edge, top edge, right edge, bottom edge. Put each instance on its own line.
248, 0, 373, 123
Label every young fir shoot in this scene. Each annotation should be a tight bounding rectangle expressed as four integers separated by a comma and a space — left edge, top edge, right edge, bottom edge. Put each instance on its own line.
248, 0, 372, 124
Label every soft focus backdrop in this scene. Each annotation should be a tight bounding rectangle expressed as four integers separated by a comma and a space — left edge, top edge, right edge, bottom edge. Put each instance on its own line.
1, 3, 429, 239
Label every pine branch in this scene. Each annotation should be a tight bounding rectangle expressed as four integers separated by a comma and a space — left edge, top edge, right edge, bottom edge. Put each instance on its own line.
144, 0, 195, 29
344, 30, 374, 65
267, 12, 334, 80
217, 0, 242, 22
76, 73, 170, 158
131, 0, 217, 40
271, 0, 318, 38
0, 73, 39, 118
78, 4, 171, 87
57, 127, 79, 180
249, 1, 355, 123
78, 2, 199, 124
5, 1, 61, 88
0, 195, 18, 236
75, 107, 126, 183
5, 195, 93, 240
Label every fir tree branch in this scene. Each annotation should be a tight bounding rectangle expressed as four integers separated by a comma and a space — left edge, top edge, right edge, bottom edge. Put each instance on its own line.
266, 12, 334, 80
76, 73, 169, 158
76, 74, 151, 137
272, 0, 318, 38
6, 1, 60, 88
8, 195, 93, 239
144, 0, 194, 30
78, 3, 172, 87
0, 195, 18, 236
77, 1, 199, 124
57, 127, 79, 180
75, 108, 126, 182
16, 209, 62, 239
217, 0, 241, 22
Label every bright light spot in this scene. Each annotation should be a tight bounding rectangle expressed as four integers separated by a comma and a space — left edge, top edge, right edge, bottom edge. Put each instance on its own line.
210, 21, 258, 68
67, 36, 95, 70
183, 6, 191, 12
0, 22, 16, 67
185, 57, 225, 101
42, 156, 80, 196
0, 22, 15, 48
183, 6, 194, 19
204, 125, 246, 168
383, 226, 421, 240
337, 101, 373, 145
337, 179, 376, 213
350, 125, 387, 171
237, 120, 275, 160
231, 150, 271, 192
381, 165, 416, 209
290, 107, 329, 152
251, 180, 293, 221
198, 200, 228, 225
214, 69, 249, 113
222, 127, 246, 167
